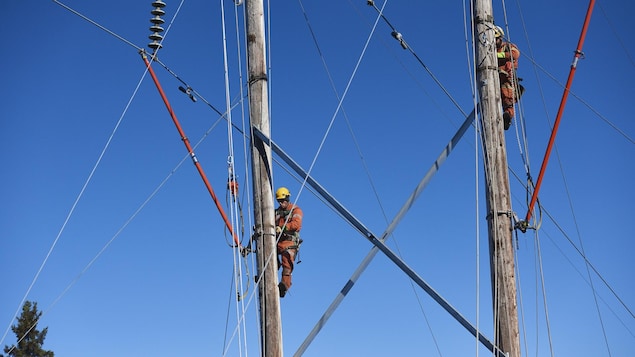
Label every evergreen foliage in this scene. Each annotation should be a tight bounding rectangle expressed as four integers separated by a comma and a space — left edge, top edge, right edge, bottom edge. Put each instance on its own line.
2, 301, 54, 357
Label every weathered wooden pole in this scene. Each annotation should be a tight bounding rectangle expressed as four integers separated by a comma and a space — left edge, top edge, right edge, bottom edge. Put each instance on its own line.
244, 0, 284, 355
473, 0, 521, 356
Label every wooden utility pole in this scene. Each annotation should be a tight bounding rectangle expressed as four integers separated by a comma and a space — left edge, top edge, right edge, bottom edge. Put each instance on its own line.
245, 0, 284, 356
473, 0, 521, 356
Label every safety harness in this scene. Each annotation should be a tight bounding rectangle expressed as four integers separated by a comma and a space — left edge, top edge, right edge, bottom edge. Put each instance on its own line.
276, 207, 303, 262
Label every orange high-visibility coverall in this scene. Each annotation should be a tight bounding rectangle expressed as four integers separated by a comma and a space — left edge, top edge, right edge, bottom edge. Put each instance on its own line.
497, 41, 520, 121
275, 202, 303, 291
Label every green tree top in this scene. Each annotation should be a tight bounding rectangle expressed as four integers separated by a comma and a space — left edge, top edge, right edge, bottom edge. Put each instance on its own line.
2, 301, 54, 357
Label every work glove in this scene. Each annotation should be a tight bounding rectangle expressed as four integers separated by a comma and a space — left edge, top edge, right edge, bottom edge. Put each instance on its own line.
276, 226, 282, 234
497, 51, 506, 59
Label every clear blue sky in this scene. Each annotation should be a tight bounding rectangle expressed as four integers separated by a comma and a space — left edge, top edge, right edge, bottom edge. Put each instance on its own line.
2, 0, 634, 356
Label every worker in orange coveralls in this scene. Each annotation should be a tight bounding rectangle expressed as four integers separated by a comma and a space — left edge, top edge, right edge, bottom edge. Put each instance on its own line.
495, 25, 522, 130
274, 187, 303, 298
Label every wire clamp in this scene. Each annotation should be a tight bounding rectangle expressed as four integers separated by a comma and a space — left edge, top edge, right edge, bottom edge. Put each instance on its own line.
391, 31, 408, 49
178, 86, 197, 102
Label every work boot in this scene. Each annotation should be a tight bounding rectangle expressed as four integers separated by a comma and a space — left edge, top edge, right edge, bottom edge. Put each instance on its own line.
503, 112, 512, 130
278, 282, 288, 298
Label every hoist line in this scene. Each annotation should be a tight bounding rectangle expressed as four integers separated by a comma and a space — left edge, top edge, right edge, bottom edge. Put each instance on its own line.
219, 1, 251, 355
140, 51, 241, 247
254, 125, 502, 357
294, 109, 476, 356
229, 0, 254, 254
521, 0, 596, 228
223, 267, 240, 355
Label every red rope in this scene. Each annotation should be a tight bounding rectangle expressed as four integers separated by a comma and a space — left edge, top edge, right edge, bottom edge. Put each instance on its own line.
140, 51, 241, 246
521, 0, 596, 230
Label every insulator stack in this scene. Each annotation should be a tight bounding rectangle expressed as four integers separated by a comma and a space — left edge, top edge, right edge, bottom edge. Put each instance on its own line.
148, 1, 166, 51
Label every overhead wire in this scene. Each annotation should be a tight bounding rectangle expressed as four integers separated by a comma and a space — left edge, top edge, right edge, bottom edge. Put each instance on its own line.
289, 5, 503, 355
178, 1, 635, 354
27, 2, 264, 357
40, 1, 633, 356
598, 2, 635, 69
0, 27, 149, 357
501, 4, 536, 223
218, 0, 255, 355
292, 0, 446, 354
509, 0, 548, 236
222, 0, 284, 352
499, 0, 625, 354
3, 0, 187, 349
500, 0, 610, 354
507, 163, 635, 324
288, 0, 635, 352
219, 0, 243, 355
142, 15, 259, 356
243, 0, 632, 354
509, 0, 615, 354
521, 0, 596, 227
517, 56, 634, 145
561, 158, 614, 356
285, 0, 382, 224
9, 2, 256, 355
531, 229, 555, 356
291, 0, 515, 354
536, 225, 635, 337
367, 0, 469, 118
292, 0, 422, 352
52, 0, 142, 51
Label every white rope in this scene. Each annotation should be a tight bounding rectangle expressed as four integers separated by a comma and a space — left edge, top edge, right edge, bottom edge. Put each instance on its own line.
0, 62, 148, 351
2, 0, 188, 350
463, 0, 482, 355
290, 0, 383, 209
219, 0, 251, 356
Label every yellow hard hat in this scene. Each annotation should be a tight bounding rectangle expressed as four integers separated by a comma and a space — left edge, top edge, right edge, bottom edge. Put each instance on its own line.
494, 26, 504, 38
276, 187, 290, 200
